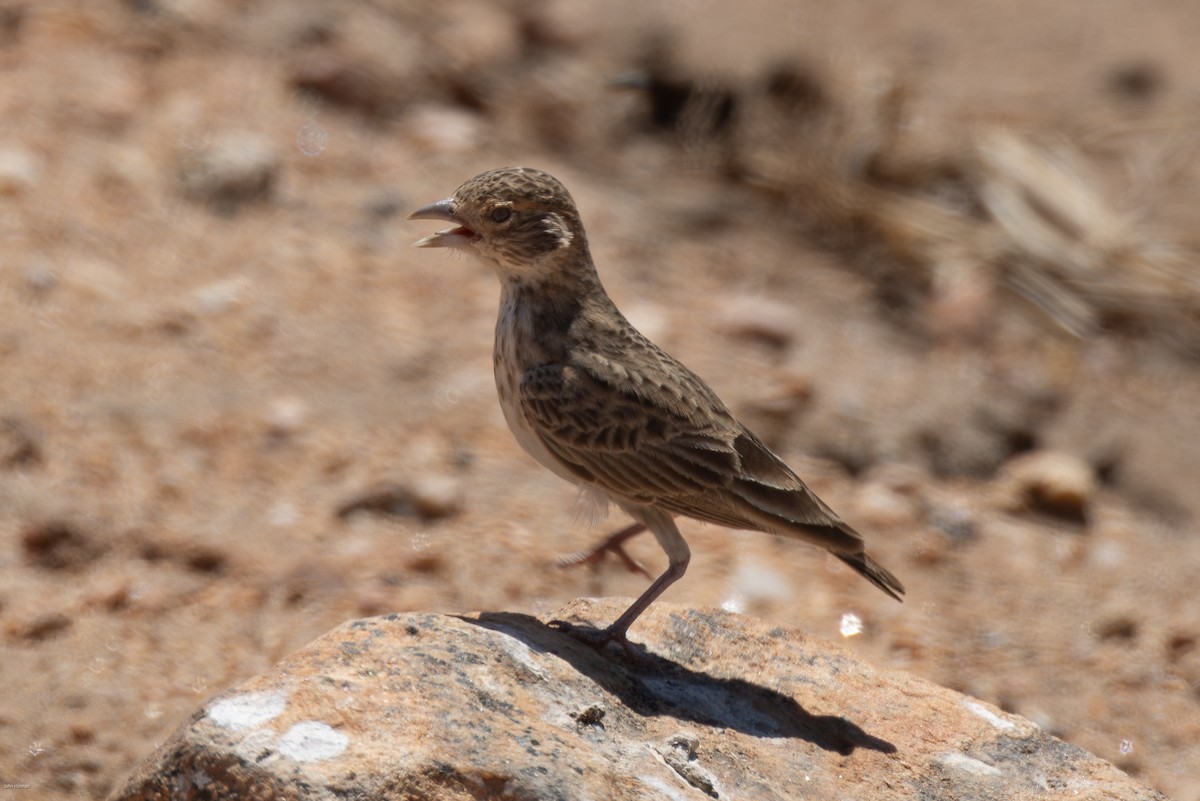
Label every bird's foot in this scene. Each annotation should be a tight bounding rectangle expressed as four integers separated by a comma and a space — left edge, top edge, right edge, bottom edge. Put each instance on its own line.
556, 542, 652, 580
548, 619, 644, 657
555, 523, 652, 579
548, 618, 618, 645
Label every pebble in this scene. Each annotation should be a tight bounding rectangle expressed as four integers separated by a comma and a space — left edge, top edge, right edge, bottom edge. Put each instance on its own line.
336, 474, 463, 522
0, 145, 41, 195
1000, 450, 1096, 521
406, 474, 465, 520
404, 105, 482, 155
0, 416, 41, 468
189, 276, 253, 316
291, 49, 400, 117
177, 132, 280, 211
1094, 612, 1138, 642
714, 294, 798, 349
11, 612, 73, 641
69, 723, 97, 744
23, 260, 57, 294
515, 0, 593, 48
926, 264, 997, 342
21, 520, 105, 571
264, 397, 310, 437
853, 481, 920, 528
761, 368, 815, 407
929, 501, 979, 543
430, 1, 522, 74
86, 578, 132, 612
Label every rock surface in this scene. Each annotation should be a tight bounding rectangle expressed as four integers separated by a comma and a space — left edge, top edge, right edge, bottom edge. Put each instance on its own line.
109, 600, 1160, 801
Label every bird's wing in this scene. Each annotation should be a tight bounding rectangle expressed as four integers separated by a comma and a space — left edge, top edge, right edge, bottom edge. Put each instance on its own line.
722, 427, 864, 552
519, 356, 738, 505
519, 349, 864, 554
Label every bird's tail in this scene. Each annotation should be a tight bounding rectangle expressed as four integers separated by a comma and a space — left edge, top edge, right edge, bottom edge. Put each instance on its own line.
837, 551, 905, 602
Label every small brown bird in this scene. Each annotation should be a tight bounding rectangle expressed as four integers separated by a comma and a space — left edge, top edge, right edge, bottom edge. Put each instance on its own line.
410, 167, 904, 645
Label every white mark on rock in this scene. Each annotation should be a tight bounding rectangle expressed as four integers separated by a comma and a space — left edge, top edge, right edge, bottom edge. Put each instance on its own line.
277, 721, 348, 762
937, 752, 1003, 777
963, 699, 1016, 730
208, 690, 288, 731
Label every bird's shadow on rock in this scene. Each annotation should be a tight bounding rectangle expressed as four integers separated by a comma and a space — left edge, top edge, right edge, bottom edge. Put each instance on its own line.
462, 612, 896, 756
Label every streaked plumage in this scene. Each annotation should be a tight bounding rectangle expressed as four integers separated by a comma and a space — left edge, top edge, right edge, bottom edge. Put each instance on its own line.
410, 167, 904, 645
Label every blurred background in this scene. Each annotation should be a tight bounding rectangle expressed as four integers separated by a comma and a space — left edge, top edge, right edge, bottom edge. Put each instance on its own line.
2, 1, 1199, 797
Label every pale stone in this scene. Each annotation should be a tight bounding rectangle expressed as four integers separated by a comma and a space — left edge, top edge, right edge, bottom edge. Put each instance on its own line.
1000, 450, 1097, 519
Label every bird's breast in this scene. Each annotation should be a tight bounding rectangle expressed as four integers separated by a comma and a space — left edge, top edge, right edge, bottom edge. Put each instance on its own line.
493, 292, 583, 486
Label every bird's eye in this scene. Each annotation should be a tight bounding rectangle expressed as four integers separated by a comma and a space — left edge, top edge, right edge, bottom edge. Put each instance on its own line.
490, 206, 512, 224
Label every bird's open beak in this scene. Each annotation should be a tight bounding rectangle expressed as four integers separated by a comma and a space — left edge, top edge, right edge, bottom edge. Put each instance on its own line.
408, 197, 479, 248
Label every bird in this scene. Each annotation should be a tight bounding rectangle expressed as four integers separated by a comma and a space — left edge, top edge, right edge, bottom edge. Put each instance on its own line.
409, 167, 904, 646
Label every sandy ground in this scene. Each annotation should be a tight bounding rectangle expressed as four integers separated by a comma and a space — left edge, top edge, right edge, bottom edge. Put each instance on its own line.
2, 1, 1199, 798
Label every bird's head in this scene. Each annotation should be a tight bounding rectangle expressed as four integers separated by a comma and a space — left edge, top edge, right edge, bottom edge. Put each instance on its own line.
408, 167, 587, 285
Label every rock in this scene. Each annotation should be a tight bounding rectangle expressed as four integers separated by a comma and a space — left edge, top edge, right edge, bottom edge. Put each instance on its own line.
134, 532, 229, 575
109, 600, 1163, 801
403, 104, 483, 155
853, 479, 921, 528
290, 48, 403, 117
263, 396, 310, 438
999, 450, 1097, 521
0, 416, 41, 468
188, 276, 254, 316
335, 475, 463, 522
8, 611, 73, 642
0, 6, 24, 47
736, 369, 813, 447
1106, 61, 1164, 104
284, 5, 422, 117
806, 404, 879, 476
926, 264, 998, 342
918, 384, 1061, 479
0, 145, 42, 195
21, 520, 106, 571
406, 474, 464, 520
513, 0, 594, 49
714, 294, 799, 349
177, 132, 280, 212
428, 0, 522, 75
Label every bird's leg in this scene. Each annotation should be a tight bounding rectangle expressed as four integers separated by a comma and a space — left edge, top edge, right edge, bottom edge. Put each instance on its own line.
556, 522, 651, 579
554, 513, 690, 648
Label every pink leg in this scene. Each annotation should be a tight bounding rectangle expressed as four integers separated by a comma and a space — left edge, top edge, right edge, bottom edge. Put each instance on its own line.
554, 511, 691, 648
556, 523, 651, 579
594, 552, 690, 644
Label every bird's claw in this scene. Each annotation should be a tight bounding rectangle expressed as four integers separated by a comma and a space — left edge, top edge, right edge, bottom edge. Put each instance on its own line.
548, 618, 616, 645
548, 619, 644, 655
556, 543, 652, 580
